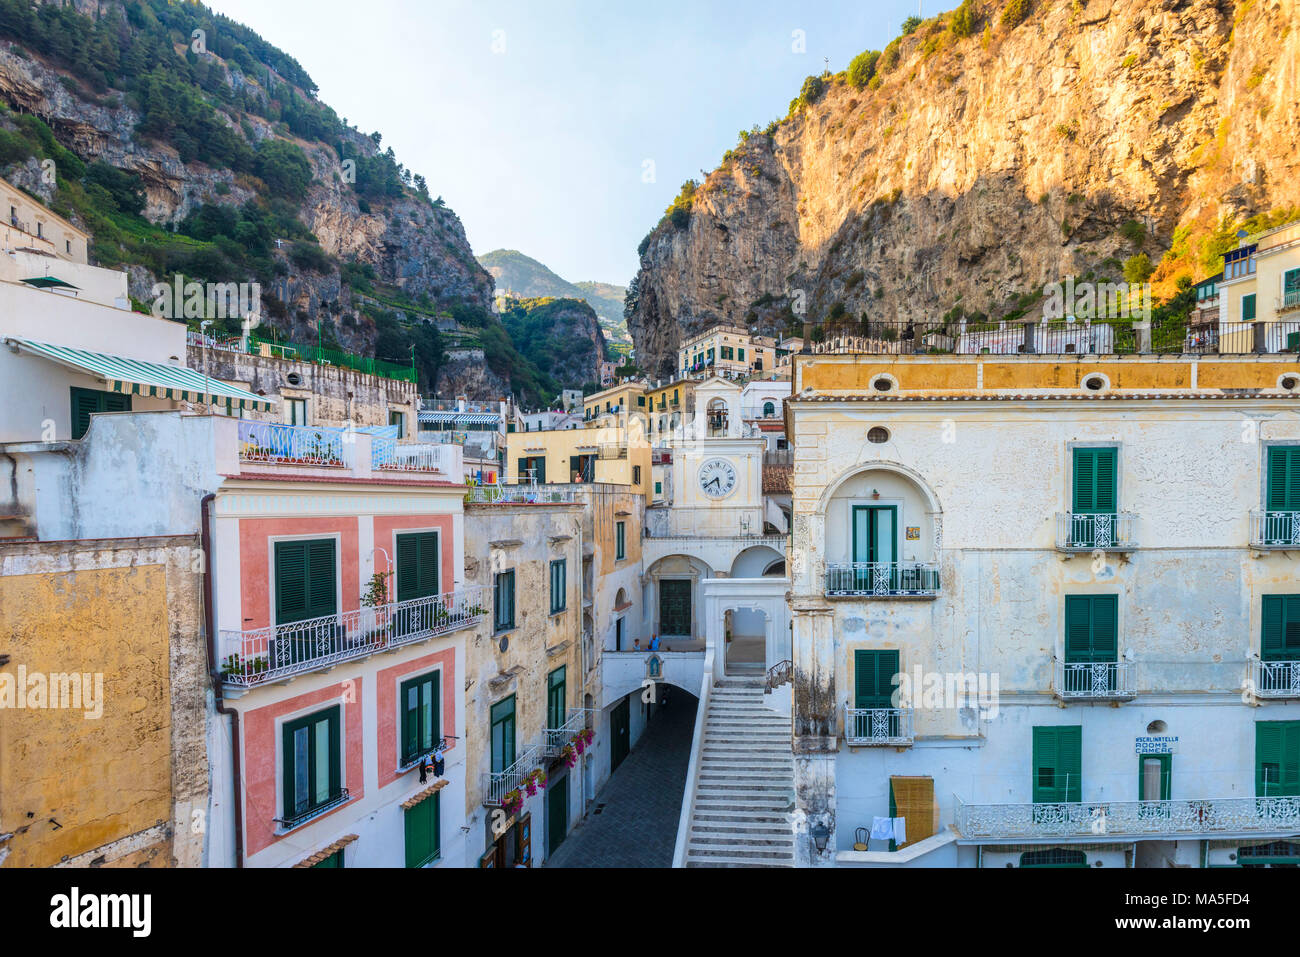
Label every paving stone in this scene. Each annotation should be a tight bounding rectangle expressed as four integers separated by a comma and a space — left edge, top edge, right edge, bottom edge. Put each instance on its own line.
544, 696, 697, 868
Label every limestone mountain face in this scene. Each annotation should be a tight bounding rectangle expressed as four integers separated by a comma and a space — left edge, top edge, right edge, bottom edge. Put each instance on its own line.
628, 0, 1300, 376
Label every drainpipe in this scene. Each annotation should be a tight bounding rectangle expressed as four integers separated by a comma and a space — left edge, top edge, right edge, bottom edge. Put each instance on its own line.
201, 492, 243, 868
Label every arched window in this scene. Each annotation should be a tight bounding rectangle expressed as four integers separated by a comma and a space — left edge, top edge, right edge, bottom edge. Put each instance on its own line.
763, 401, 776, 417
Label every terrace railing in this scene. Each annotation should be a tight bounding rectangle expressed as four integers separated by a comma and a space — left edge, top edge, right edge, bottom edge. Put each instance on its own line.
219, 586, 487, 687
804, 317, 1300, 356
372, 440, 459, 475
238, 420, 347, 467
824, 561, 940, 597
540, 708, 596, 758
466, 483, 577, 505
954, 795, 1300, 841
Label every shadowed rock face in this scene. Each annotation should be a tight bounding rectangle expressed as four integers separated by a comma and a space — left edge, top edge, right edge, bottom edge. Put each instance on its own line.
628, 0, 1300, 377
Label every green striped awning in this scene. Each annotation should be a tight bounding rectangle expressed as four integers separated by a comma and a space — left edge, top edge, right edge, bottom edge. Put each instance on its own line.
6, 337, 275, 413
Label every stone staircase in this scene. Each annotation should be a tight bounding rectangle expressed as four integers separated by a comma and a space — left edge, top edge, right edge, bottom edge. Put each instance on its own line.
684, 676, 796, 867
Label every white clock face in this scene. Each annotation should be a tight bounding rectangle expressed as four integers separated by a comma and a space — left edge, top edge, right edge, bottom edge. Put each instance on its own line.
699, 458, 737, 499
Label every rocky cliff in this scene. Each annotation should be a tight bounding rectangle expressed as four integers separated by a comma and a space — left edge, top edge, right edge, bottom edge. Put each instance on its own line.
0, 0, 498, 390
627, 0, 1300, 375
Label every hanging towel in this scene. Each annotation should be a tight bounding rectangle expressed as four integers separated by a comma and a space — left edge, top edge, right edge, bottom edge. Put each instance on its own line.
892, 816, 907, 844
417, 759, 428, 784
433, 750, 445, 777
870, 816, 894, 841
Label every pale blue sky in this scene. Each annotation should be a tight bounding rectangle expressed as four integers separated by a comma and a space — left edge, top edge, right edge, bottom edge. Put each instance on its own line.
207, 0, 955, 287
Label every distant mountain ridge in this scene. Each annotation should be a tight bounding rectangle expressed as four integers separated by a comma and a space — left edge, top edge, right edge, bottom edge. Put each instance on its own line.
479, 248, 630, 344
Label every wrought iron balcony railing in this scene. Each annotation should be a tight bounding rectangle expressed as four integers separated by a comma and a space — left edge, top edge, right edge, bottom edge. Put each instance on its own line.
1277, 289, 1300, 315
484, 744, 544, 807
540, 708, 596, 758
1055, 512, 1137, 551
954, 795, 1300, 841
1052, 657, 1138, 701
1250, 510, 1300, 549
238, 420, 346, 467
843, 706, 914, 746
824, 561, 940, 597
1252, 659, 1300, 699
274, 788, 351, 831
218, 586, 488, 687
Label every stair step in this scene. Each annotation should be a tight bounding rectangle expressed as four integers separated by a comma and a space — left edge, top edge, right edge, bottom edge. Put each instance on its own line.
692, 823, 792, 836
687, 841, 794, 858
685, 859, 794, 868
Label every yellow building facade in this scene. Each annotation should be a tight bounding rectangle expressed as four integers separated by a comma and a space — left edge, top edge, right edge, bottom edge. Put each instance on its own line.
506, 422, 653, 497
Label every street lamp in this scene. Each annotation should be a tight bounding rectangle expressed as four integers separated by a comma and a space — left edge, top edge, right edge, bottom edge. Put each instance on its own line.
811, 823, 830, 854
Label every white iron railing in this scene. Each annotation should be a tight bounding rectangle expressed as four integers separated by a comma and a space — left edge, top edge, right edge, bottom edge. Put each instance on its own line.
1055, 512, 1137, 551
1250, 510, 1300, 548
1252, 658, 1300, 699
540, 708, 595, 758
218, 586, 487, 687
238, 420, 346, 467
484, 744, 545, 807
466, 483, 577, 504
1052, 658, 1138, 700
954, 795, 1300, 841
372, 440, 459, 475
824, 562, 940, 596
844, 706, 914, 746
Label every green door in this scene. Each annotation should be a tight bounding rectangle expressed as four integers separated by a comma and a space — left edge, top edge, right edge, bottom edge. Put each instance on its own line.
404, 793, 440, 867
490, 696, 516, 774
1138, 753, 1172, 801
396, 532, 440, 602
852, 649, 900, 739
1256, 720, 1300, 797
1261, 596, 1300, 694
547, 666, 566, 730
273, 539, 339, 665
1071, 447, 1118, 546
659, 579, 691, 636
547, 772, 568, 857
611, 697, 631, 772
1032, 726, 1082, 804
850, 505, 898, 591
1063, 595, 1119, 693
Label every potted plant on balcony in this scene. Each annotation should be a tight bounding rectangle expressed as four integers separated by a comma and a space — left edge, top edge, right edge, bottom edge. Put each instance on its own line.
522, 767, 547, 797
561, 743, 577, 769
359, 570, 394, 645
501, 789, 523, 816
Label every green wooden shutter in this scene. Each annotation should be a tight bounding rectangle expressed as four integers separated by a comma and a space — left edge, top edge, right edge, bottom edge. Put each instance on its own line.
1262, 596, 1288, 661
307, 539, 337, 618
1091, 596, 1118, 660
1256, 721, 1300, 797
1064, 596, 1093, 662
1065, 594, 1118, 662
1073, 448, 1117, 514
404, 793, 440, 867
70, 387, 132, 440
1033, 726, 1082, 804
275, 541, 309, 624
396, 534, 419, 602
853, 649, 899, 708
396, 532, 439, 602
1267, 447, 1300, 512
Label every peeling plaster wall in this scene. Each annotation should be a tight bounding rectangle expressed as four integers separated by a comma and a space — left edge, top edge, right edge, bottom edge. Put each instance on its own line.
0, 537, 208, 868
790, 397, 1300, 860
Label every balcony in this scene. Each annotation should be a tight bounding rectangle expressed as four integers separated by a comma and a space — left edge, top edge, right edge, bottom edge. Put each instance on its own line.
644, 505, 771, 539
1054, 512, 1137, 552
1252, 658, 1300, 699
238, 420, 346, 468
1052, 658, 1137, 701
1277, 289, 1300, 316
540, 708, 596, 758
1250, 510, 1300, 549
953, 795, 1300, 842
843, 706, 914, 746
483, 744, 545, 807
824, 562, 940, 598
218, 586, 487, 688
274, 788, 352, 832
